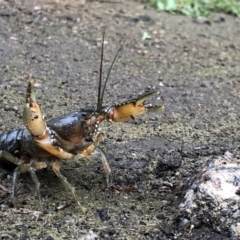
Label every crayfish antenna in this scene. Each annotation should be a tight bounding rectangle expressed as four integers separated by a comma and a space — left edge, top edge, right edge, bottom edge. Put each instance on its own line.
97, 27, 105, 112
97, 28, 128, 112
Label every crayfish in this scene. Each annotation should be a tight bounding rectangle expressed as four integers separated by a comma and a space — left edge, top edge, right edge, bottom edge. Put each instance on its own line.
0, 31, 164, 213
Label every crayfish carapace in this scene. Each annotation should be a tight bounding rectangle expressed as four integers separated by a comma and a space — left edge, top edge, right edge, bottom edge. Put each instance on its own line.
0, 31, 164, 213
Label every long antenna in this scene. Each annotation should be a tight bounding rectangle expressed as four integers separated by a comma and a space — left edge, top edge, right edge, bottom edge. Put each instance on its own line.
97, 30, 129, 111
97, 27, 105, 112
99, 37, 127, 106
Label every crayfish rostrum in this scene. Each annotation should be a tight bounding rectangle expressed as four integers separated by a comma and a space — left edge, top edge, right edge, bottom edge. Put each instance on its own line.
0, 32, 164, 213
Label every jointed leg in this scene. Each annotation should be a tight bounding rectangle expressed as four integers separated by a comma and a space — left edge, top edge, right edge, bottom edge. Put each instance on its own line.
92, 148, 112, 186
77, 133, 112, 186
52, 161, 86, 213
12, 164, 23, 206
0, 151, 23, 207
11, 158, 48, 212
29, 166, 43, 212
0, 151, 24, 206
0, 150, 23, 165
79, 133, 104, 158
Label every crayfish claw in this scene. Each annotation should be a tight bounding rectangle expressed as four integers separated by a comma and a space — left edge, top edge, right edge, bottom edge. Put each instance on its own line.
134, 91, 159, 106
135, 91, 165, 112
108, 91, 164, 122
23, 79, 46, 138
26, 79, 37, 104
144, 104, 165, 112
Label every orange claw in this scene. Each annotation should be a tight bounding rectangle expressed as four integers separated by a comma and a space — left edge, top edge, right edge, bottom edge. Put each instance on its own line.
104, 91, 164, 122
23, 80, 73, 159
23, 79, 46, 138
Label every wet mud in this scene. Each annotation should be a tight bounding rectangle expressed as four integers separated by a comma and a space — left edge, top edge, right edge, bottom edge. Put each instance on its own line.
0, 0, 240, 239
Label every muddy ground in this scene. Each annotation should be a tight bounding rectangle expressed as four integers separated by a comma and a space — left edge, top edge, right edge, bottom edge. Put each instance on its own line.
0, 0, 240, 239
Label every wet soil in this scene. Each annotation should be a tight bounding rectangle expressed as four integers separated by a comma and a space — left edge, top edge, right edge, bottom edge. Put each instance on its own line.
0, 0, 240, 239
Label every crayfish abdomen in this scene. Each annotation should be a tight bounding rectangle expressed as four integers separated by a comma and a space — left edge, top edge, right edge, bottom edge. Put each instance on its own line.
0, 129, 24, 154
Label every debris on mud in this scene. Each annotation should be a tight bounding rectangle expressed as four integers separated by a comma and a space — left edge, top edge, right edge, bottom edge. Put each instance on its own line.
178, 151, 240, 237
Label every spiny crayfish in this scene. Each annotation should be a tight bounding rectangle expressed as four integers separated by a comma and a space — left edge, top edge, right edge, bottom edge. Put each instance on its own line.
0, 31, 164, 213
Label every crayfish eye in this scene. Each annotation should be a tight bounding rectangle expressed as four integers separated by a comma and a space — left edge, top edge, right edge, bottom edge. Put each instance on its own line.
100, 106, 112, 119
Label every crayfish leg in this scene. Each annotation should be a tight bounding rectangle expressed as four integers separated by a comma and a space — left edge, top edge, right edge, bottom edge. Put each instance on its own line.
0, 150, 23, 166
12, 164, 23, 207
78, 133, 104, 158
92, 148, 112, 187
78, 133, 112, 186
0, 150, 23, 207
12, 159, 49, 212
52, 161, 86, 214
29, 166, 44, 212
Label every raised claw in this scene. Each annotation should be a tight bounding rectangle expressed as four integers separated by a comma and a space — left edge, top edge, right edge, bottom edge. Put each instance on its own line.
23, 79, 46, 138
103, 91, 164, 122
23, 80, 73, 159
